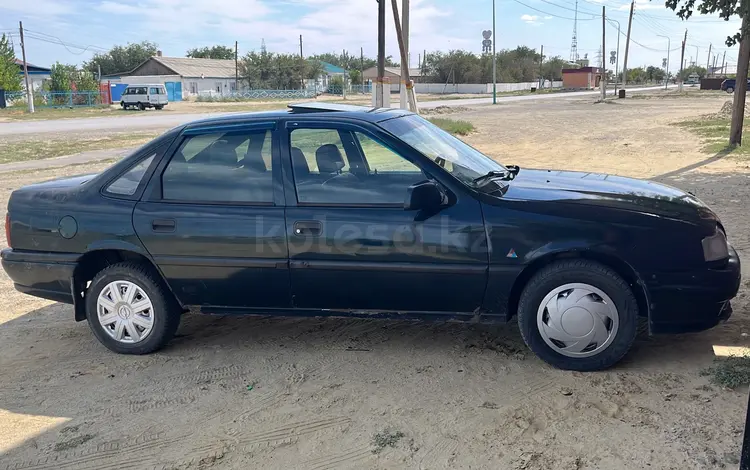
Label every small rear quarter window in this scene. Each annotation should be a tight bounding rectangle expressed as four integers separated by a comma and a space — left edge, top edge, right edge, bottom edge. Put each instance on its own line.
105, 155, 155, 196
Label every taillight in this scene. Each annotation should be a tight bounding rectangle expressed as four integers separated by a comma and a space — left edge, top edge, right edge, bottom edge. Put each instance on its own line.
5, 213, 10, 247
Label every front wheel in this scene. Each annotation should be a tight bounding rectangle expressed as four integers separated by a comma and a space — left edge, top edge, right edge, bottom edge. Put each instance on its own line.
517, 259, 638, 371
85, 262, 181, 354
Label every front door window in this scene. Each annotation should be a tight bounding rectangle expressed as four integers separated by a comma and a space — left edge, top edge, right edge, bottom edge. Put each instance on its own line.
289, 128, 423, 205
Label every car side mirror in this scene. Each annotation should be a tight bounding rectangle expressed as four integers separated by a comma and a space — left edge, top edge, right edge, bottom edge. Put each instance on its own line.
404, 180, 444, 211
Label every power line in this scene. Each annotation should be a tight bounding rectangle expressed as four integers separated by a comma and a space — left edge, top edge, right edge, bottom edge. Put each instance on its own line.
509, 0, 598, 21
21, 29, 108, 54
607, 19, 681, 53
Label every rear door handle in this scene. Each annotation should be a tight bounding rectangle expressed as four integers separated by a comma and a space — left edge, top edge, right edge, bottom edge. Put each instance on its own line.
152, 219, 175, 232
293, 220, 322, 237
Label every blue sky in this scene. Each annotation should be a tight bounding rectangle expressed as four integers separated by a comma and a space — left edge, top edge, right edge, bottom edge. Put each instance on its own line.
0, 0, 741, 75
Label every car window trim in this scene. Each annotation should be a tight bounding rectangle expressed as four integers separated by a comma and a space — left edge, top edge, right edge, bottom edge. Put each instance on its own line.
100, 137, 175, 201
146, 121, 281, 206
284, 120, 426, 207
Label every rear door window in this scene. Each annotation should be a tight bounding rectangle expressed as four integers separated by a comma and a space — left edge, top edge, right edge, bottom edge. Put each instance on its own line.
161, 129, 275, 204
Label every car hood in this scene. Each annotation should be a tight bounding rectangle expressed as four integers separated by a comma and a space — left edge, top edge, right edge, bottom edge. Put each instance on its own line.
498, 169, 717, 222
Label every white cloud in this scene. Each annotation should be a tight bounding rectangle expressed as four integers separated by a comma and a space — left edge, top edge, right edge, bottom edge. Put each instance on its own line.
544, 15, 553, 20
90, 0, 460, 61
521, 14, 543, 25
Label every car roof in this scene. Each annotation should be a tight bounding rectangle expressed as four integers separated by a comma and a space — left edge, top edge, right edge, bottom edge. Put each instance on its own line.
184, 102, 413, 128
125, 84, 165, 87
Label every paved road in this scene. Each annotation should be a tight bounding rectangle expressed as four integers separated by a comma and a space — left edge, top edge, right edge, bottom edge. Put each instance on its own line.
0, 85, 675, 137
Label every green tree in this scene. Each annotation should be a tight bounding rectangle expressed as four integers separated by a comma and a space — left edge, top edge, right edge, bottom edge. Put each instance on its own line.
349, 69, 362, 85
646, 65, 666, 82
627, 67, 648, 84
84, 41, 158, 76
186, 45, 235, 59
49, 63, 75, 93
240, 51, 324, 89
308, 52, 397, 73
72, 70, 98, 92
677, 65, 706, 81
541, 56, 568, 81
0, 34, 22, 92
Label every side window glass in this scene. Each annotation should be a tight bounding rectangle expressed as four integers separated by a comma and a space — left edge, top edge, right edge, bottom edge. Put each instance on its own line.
290, 129, 348, 174
289, 128, 423, 205
356, 132, 421, 173
162, 130, 273, 203
106, 154, 155, 196
150, 87, 158, 94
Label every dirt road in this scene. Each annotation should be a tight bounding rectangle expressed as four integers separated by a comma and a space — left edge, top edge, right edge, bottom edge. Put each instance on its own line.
0, 85, 672, 137
1, 93, 748, 470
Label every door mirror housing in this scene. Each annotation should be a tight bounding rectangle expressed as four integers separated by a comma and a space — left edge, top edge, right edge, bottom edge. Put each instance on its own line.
404, 180, 444, 211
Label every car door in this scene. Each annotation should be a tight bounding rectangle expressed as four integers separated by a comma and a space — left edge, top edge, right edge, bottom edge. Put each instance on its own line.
281, 119, 488, 314
133, 120, 291, 310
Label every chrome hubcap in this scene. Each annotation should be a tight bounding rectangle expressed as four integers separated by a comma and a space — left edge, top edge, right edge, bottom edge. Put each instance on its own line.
97, 280, 154, 344
537, 283, 619, 358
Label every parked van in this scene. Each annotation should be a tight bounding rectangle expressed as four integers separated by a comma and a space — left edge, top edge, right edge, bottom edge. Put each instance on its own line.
120, 84, 168, 110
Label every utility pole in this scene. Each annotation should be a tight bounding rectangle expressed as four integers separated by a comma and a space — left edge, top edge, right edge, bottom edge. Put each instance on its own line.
657, 34, 670, 90
730, 14, 750, 146
706, 43, 712, 73
97, 63, 101, 82
18, 22, 33, 113
609, 19, 621, 96
601, 6, 606, 101
375, 0, 386, 107
391, 0, 417, 112
299, 35, 303, 58
299, 35, 305, 91
622, 0, 635, 86
492, 0, 497, 104
721, 51, 727, 76
399, 0, 409, 109
361, 47, 365, 88
679, 30, 687, 91
539, 45, 544, 89
234, 41, 238, 92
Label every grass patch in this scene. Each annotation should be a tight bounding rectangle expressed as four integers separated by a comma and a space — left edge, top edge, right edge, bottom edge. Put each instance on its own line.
672, 116, 750, 156
701, 356, 750, 389
0, 132, 159, 164
428, 117, 475, 135
0, 105, 123, 121
372, 429, 405, 454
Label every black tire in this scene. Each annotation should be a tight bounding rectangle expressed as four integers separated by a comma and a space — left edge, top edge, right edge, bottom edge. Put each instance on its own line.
517, 259, 638, 371
155, 105, 163, 110
85, 261, 181, 354
138, 102, 145, 110
727, 87, 735, 94
120, 101, 126, 109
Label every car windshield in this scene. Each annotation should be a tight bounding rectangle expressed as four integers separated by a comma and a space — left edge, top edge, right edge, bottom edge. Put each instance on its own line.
381, 114, 507, 186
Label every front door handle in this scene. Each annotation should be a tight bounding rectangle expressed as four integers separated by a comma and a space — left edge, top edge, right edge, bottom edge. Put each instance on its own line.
152, 219, 175, 232
293, 220, 322, 237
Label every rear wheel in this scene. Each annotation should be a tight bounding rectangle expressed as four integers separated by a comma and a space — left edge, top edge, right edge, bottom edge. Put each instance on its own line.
85, 262, 181, 354
155, 105, 163, 110
727, 87, 735, 94
517, 259, 638, 371
138, 102, 145, 110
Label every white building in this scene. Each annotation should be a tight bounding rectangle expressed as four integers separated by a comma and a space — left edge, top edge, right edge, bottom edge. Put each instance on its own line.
14, 59, 50, 91
107, 53, 242, 100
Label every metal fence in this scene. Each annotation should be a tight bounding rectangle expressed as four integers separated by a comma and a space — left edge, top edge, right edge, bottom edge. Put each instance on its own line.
326, 84, 372, 96
4, 91, 109, 108
196, 89, 319, 101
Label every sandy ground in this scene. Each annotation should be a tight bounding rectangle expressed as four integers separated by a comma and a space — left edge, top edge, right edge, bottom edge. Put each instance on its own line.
1, 93, 750, 470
